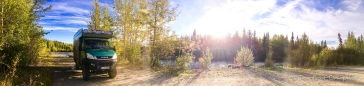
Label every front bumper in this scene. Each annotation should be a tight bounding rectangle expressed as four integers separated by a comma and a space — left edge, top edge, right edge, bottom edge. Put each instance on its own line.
86, 59, 117, 70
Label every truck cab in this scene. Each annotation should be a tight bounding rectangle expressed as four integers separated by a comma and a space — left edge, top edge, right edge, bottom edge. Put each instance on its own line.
73, 29, 117, 81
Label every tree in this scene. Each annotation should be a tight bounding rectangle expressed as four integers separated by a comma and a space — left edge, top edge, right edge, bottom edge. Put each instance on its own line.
199, 48, 213, 69
147, 0, 179, 67
264, 51, 274, 67
319, 47, 333, 66
112, 0, 179, 67
0, 0, 51, 84
0, 0, 51, 66
289, 33, 313, 67
270, 34, 288, 62
337, 33, 344, 65
100, 4, 114, 31
114, 0, 146, 64
338, 33, 343, 49
88, 0, 102, 30
235, 46, 254, 66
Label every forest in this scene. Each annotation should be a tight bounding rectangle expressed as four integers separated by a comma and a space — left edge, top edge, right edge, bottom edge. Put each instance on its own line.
44, 39, 73, 52
187, 30, 364, 67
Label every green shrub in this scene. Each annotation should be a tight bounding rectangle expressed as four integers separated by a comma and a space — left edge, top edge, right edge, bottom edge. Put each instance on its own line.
320, 47, 336, 66
264, 52, 274, 67
309, 54, 321, 67
199, 48, 214, 69
235, 46, 254, 66
174, 51, 195, 74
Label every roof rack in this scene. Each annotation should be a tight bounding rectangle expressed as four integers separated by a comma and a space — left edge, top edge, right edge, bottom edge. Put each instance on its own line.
74, 28, 113, 39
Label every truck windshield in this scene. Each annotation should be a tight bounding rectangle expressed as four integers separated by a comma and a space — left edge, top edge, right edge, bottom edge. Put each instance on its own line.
85, 40, 111, 49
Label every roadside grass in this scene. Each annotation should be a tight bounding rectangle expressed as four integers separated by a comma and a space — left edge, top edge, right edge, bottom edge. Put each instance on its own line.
265, 66, 284, 72
0, 56, 55, 85
12, 67, 53, 86
251, 66, 284, 72
37, 56, 54, 66
117, 60, 145, 70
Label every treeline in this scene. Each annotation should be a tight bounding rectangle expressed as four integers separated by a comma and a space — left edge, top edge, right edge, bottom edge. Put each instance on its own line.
287, 31, 364, 67
182, 29, 287, 63
183, 29, 364, 67
44, 39, 73, 52
309, 32, 364, 66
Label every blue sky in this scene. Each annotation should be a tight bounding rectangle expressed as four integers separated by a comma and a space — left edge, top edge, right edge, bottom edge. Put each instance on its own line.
41, 0, 364, 47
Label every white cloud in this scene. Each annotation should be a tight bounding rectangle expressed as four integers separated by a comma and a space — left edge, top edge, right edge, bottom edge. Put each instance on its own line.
43, 26, 81, 32
50, 2, 90, 15
342, 0, 362, 11
41, 16, 89, 25
183, 0, 364, 46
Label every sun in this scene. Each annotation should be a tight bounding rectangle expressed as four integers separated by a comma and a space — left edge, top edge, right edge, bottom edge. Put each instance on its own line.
190, 6, 246, 39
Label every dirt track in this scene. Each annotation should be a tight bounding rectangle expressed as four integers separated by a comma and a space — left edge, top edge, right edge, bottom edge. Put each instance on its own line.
51, 56, 364, 86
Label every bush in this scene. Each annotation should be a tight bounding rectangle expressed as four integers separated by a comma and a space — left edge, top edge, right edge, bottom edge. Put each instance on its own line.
199, 48, 213, 69
174, 51, 195, 74
309, 54, 321, 67
320, 47, 335, 66
175, 52, 194, 70
264, 51, 274, 67
235, 47, 254, 66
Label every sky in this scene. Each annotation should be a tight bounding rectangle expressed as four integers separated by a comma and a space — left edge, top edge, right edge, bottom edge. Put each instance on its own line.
41, 0, 364, 47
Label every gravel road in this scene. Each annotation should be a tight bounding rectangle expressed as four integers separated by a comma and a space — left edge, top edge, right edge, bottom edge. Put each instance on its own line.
52, 56, 364, 86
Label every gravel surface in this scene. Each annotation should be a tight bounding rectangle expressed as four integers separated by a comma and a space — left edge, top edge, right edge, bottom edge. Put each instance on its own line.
52, 57, 364, 86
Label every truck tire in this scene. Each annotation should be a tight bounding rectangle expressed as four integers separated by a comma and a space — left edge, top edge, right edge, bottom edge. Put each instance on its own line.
73, 57, 78, 69
75, 64, 80, 70
108, 65, 117, 78
74, 59, 80, 70
82, 64, 90, 81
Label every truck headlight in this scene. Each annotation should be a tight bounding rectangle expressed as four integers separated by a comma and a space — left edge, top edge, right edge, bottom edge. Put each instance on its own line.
112, 54, 117, 59
87, 53, 97, 59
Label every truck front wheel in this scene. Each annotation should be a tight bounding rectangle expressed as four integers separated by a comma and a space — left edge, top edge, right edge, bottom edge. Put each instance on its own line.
74, 58, 80, 70
108, 65, 117, 78
82, 64, 90, 81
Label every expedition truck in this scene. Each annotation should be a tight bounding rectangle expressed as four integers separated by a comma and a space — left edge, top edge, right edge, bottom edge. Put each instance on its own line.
73, 28, 117, 81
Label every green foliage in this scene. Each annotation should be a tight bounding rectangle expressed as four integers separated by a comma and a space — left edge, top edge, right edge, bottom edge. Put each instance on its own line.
235, 46, 254, 66
11, 67, 53, 86
147, 0, 179, 67
88, 0, 102, 30
264, 51, 274, 67
311, 32, 364, 66
175, 52, 195, 71
289, 33, 316, 67
112, 0, 180, 67
270, 34, 288, 62
199, 48, 213, 69
44, 39, 73, 52
0, 0, 51, 66
320, 47, 337, 66
0, 0, 51, 85
154, 32, 180, 60
309, 54, 319, 66
101, 4, 114, 31
88, 0, 114, 31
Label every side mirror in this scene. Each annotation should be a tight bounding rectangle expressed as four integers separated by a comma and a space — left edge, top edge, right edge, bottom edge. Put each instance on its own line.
113, 46, 116, 51
79, 46, 83, 51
